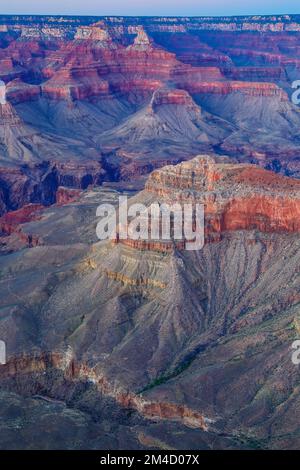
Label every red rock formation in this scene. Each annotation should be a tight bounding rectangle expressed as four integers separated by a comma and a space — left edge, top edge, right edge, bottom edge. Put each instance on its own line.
39, 34, 190, 100
220, 47, 300, 69
148, 156, 300, 230
223, 66, 284, 82
6, 79, 40, 104
0, 58, 13, 71
150, 88, 199, 107
0, 161, 105, 218
54, 161, 105, 188
0, 203, 42, 227
40, 33, 172, 99
180, 80, 288, 99
221, 196, 300, 233
2, 20, 291, 109
42, 60, 110, 100
172, 65, 223, 83
127, 27, 153, 50
74, 22, 112, 42
0, 203, 42, 247
56, 186, 81, 205
0, 352, 208, 431
114, 156, 300, 252
1, 17, 300, 183
0, 39, 50, 70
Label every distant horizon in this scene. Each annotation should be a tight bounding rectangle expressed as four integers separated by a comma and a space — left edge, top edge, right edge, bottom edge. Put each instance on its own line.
0, 0, 299, 18
0, 12, 299, 19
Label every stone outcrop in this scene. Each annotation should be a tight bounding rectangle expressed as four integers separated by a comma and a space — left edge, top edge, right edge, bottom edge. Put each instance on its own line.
150, 88, 200, 108
181, 80, 288, 99
0, 161, 105, 216
42, 63, 110, 101
41, 41, 178, 100
0, 352, 208, 431
223, 66, 284, 82
146, 155, 300, 233
127, 28, 153, 50
74, 22, 112, 42
0, 101, 22, 125
104, 268, 167, 289
6, 79, 40, 104
55, 186, 81, 205
114, 155, 300, 252
0, 203, 42, 247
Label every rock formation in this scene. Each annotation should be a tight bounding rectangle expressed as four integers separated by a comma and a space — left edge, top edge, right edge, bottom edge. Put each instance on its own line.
113, 156, 300, 252
1, 14, 300, 184
0, 203, 42, 247
1, 14, 300, 450
6, 79, 40, 104
56, 186, 81, 205
128, 27, 153, 50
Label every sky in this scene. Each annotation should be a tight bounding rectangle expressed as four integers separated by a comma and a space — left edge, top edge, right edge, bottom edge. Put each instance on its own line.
0, 1, 299, 17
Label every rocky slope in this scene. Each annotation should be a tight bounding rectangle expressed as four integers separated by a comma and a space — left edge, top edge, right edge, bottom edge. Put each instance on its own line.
0, 157, 299, 449
98, 89, 233, 158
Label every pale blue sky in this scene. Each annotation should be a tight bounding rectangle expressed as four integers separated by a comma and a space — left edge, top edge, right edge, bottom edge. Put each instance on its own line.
0, 0, 299, 17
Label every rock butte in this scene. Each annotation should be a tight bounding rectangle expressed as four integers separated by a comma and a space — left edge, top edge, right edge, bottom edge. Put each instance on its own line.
115, 156, 300, 252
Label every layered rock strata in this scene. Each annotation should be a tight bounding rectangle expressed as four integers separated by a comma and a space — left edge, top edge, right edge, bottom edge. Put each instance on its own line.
115, 155, 300, 251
